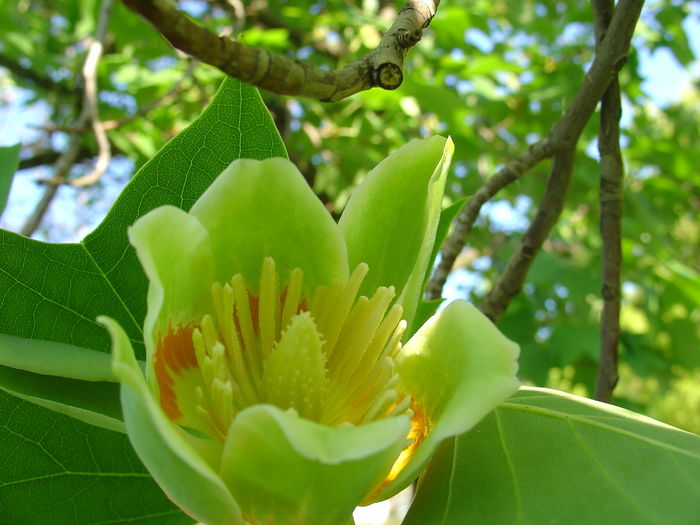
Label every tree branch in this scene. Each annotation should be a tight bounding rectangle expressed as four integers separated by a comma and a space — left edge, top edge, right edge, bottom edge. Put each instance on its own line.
593, 0, 623, 403
426, 0, 643, 304
19, 0, 114, 236
479, 146, 576, 321
120, 0, 439, 102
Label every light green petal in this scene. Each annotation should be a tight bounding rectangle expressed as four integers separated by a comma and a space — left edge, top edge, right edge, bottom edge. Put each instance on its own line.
220, 404, 410, 525
128, 205, 215, 359
99, 316, 243, 525
190, 158, 348, 292
380, 300, 520, 498
0, 333, 116, 381
338, 137, 453, 326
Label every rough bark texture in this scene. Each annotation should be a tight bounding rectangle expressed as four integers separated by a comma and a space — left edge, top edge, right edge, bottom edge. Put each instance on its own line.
121, 0, 440, 101
593, 0, 624, 403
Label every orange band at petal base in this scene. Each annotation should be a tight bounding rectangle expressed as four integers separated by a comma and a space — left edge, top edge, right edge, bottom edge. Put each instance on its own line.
154, 324, 197, 420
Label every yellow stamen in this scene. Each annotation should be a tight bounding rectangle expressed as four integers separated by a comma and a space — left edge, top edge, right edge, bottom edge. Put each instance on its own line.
331, 285, 395, 389
259, 257, 278, 360
231, 273, 263, 390
317, 264, 369, 358
211, 282, 257, 406
281, 267, 304, 333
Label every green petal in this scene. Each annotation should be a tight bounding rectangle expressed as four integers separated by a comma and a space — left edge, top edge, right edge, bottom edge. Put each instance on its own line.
128, 205, 215, 357
99, 316, 243, 525
220, 404, 410, 525
338, 137, 453, 326
190, 158, 348, 292
0, 333, 116, 381
381, 300, 520, 498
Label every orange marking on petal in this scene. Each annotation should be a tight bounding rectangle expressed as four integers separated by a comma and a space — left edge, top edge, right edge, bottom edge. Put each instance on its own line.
298, 298, 308, 313
154, 324, 197, 420
363, 400, 432, 504
249, 293, 260, 331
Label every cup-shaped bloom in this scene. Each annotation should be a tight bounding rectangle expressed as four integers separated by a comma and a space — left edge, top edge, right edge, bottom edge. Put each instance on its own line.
100, 137, 519, 525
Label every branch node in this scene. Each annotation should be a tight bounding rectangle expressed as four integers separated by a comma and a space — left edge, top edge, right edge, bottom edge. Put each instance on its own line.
372, 63, 403, 90
396, 28, 422, 47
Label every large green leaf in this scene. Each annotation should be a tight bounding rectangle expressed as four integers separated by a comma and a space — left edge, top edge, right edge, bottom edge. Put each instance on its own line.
404, 386, 700, 525
0, 390, 192, 524
0, 77, 285, 521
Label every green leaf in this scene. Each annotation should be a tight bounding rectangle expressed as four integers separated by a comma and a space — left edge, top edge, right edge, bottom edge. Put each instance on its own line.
0, 390, 192, 524
404, 387, 700, 525
0, 143, 20, 218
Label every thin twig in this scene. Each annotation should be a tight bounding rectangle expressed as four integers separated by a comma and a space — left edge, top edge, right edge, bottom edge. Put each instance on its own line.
426, 0, 643, 304
19, 0, 114, 236
69, 33, 112, 188
222, 0, 246, 36
593, 0, 623, 403
121, 0, 440, 102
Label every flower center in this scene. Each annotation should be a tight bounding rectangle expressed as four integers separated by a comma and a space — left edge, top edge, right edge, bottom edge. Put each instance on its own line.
154, 257, 410, 441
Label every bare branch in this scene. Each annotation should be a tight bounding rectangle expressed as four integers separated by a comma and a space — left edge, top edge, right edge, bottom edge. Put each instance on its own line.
19, 0, 115, 236
593, 0, 623, 403
479, 146, 576, 321
18, 150, 68, 171
426, 0, 643, 303
69, 34, 112, 188
120, 0, 440, 102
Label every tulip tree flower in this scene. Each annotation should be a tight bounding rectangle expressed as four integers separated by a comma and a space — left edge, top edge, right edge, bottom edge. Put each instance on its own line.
99, 136, 520, 525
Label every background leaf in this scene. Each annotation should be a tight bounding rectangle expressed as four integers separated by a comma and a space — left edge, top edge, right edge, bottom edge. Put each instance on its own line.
404, 386, 700, 525
0, 390, 192, 524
